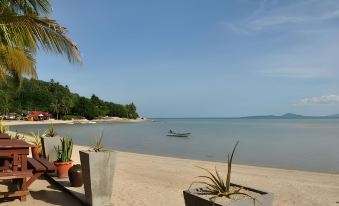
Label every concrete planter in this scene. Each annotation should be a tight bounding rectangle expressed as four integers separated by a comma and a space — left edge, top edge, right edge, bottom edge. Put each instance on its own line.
41, 135, 63, 162
183, 183, 273, 206
79, 150, 117, 206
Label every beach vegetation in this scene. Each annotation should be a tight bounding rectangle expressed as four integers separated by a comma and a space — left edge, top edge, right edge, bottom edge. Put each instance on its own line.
90, 131, 110, 152
0, 0, 81, 81
0, 120, 8, 133
29, 131, 42, 147
55, 136, 73, 162
0, 77, 140, 120
189, 141, 260, 204
44, 124, 57, 137
12, 131, 25, 140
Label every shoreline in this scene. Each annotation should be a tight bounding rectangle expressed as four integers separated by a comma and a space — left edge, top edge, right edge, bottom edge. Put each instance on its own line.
4, 127, 337, 174
2, 117, 146, 126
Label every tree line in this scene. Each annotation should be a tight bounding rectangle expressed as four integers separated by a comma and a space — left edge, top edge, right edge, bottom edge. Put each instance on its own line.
0, 77, 139, 120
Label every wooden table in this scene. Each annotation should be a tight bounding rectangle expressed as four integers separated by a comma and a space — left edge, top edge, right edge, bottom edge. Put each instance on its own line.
0, 139, 33, 201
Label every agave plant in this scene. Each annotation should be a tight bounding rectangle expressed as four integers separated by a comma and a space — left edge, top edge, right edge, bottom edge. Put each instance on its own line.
44, 124, 57, 137
55, 136, 73, 162
90, 131, 110, 152
29, 131, 42, 146
12, 131, 25, 140
189, 141, 260, 204
0, 120, 8, 134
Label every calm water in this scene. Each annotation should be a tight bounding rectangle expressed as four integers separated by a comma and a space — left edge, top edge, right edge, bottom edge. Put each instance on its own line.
11, 119, 339, 173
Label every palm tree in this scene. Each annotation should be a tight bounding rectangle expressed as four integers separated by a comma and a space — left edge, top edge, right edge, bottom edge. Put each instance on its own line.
0, 0, 81, 79
50, 100, 60, 120
60, 97, 73, 117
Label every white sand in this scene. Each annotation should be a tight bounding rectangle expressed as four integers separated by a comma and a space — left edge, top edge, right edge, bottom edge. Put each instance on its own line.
2, 117, 145, 127
3, 119, 73, 126
1, 140, 338, 205
70, 145, 339, 206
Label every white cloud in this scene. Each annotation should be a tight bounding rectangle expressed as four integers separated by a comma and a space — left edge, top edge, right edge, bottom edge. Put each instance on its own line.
252, 9, 339, 30
261, 67, 336, 79
298, 95, 339, 105
222, 0, 339, 32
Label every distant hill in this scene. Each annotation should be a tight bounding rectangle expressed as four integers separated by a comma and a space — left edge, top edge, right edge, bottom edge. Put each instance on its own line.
241, 113, 339, 119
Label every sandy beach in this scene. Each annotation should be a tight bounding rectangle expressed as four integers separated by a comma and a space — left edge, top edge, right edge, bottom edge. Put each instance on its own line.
2, 142, 338, 206
2, 117, 145, 127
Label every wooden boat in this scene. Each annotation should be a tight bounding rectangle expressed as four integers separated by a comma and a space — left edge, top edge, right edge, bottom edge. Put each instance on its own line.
167, 130, 191, 137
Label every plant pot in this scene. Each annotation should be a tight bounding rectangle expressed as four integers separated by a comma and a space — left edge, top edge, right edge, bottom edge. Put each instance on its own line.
31, 146, 42, 159
0, 133, 11, 139
68, 164, 83, 187
183, 183, 273, 206
79, 150, 117, 206
54, 160, 73, 178
41, 135, 63, 162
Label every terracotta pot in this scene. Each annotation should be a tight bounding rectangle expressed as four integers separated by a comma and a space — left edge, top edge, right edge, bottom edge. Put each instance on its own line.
54, 160, 73, 178
31, 146, 42, 159
68, 164, 83, 187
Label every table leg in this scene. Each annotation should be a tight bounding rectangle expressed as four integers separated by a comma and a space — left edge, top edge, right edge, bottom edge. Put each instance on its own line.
12, 154, 18, 171
21, 155, 27, 172
19, 177, 27, 201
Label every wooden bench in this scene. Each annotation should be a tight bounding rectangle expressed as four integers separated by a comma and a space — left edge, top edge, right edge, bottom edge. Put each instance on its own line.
26, 157, 55, 187
0, 157, 55, 201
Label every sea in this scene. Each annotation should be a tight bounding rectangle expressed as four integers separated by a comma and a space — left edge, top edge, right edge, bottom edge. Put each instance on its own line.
11, 118, 339, 173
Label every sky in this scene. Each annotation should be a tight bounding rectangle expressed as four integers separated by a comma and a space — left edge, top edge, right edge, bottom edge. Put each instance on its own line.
36, 0, 339, 117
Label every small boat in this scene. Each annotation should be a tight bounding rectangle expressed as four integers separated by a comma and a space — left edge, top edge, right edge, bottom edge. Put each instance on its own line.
167, 130, 191, 137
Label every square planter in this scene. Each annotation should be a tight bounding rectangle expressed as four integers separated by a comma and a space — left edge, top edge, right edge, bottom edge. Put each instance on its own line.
80, 150, 117, 206
41, 136, 63, 162
183, 183, 273, 206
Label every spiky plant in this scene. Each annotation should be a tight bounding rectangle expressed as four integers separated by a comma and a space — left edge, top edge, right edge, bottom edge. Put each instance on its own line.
0, 120, 8, 134
29, 131, 41, 146
12, 131, 25, 140
55, 136, 73, 162
44, 124, 56, 137
90, 131, 110, 152
189, 141, 260, 204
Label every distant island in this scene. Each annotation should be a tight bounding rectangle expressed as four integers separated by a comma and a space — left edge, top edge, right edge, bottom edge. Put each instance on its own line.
240, 113, 339, 119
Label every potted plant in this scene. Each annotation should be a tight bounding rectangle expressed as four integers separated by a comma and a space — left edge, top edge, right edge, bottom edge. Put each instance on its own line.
183, 141, 273, 206
54, 136, 73, 178
29, 131, 42, 159
41, 124, 63, 161
79, 132, 116, 206
0, 120, 10, 139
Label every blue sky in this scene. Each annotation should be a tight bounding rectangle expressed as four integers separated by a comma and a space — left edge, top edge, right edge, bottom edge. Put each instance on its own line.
36, 0, 339, 117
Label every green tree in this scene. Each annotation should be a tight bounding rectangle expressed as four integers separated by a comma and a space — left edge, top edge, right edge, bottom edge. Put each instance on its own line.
50, 100, 61, 120
60, 97, 73, 116
0, 0, 81, 79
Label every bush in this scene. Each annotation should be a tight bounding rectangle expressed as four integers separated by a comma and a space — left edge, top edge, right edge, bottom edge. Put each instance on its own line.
62, 115, 85, 120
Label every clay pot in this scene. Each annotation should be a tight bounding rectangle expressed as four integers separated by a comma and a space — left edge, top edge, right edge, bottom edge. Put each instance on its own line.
68, 164, 83, 187
54, 160, 73, 178
31, 146, 42, 159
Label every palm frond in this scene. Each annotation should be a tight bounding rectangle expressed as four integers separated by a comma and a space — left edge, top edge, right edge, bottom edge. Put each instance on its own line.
0, 44, 37, 79
0, 0, 51, 15
0, 13, 81, 64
